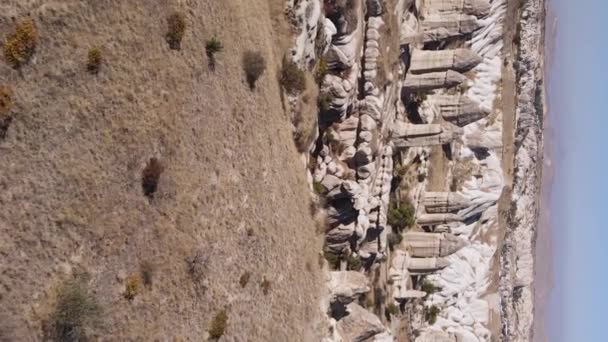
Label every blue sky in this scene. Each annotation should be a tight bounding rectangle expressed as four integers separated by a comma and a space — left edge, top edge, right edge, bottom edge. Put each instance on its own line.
548, 0, 608, 341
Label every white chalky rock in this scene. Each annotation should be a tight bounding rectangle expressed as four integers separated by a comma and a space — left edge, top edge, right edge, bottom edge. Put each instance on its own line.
329, 271, 370, 304
336, 303, 386, 342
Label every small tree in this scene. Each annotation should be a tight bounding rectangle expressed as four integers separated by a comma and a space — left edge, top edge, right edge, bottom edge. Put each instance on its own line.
4, 19, 38, 68
387, 232, 403, 251
242, 51, 266, 90
421, 279, 441, 295
425, 305, 441, 325
166, 12, 186, 50
205, 37, 223, 70
387, 200, 416, 232
86, 47, 103, 74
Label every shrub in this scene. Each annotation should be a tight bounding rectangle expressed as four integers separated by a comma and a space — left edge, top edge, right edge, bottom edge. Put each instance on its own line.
205, 37, 223, 70
242, 51, 266, 90
346, 254, 362, 271
280, 59, 306, 94
187, 249, 209, 283
386, 302, 399, 316
323, 250, 341, 269
387, 232, 403, 251
0, 86, 14, 120
124, 274, 143, 300
142, 158, 163, 199
421, 280, 441, 295
4, 19, 38, 68
86, 47, 103, 74
166, 12, 186, 50
313, 181, 327, 195
205, 37, 223, 57
387, 200, 415, 232
140, 261, 155, 287
260, 277, 271, 295
51, 280, 101, 341
239, 272, 250, 288
208, 309, 228, 339
425, 305, 441, 325
314, 58, 329, 84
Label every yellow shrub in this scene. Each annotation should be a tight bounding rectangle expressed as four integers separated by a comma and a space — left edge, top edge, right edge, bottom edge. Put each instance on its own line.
0, 86, 13, 120
4, 19, 38, 68
124, 274, 143, 300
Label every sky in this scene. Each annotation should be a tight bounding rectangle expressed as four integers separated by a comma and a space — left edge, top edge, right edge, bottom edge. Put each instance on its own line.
547, 0, 608, 341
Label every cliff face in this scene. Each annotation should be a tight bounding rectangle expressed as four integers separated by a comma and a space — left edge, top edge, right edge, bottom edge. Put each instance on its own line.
0, 1, 326, 341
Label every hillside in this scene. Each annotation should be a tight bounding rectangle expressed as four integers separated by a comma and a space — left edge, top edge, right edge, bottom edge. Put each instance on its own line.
0, 1, 326, 341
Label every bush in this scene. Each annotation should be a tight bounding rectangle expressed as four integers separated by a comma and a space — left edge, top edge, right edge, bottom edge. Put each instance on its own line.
166, 12, 186, 50
387, 200, 415, 232
208, 309, 228, 339
425, 305, 441, 325
280, 59, 306, 94
314, 58, 329, 84
260, 277, 271, 295
323, 250, 341, 269
142, 158, 163, 199
313, 181, 327, 195
346, 254, 362, 271
4, 19, 38, 68
86, 47, 103, 74
51, 280, 101, 341
239, 272, 250, 288
124, 274, 142, 300
243, 51, 266, 90
421, 280, 441, 295
0, 86, 14, 120
387, 232, 403, 251
205, 37, 223, 70
385, 302, 399, 316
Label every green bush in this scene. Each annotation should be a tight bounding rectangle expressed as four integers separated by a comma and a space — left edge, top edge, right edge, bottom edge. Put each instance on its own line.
313, 181, 327, 195
51, 280, 101, 341
280, 59, 306, 94
86, 47, 103, 74
166, 12, 186, 50
208, 310, 228, 339
425, 305, 441, 325
242, 51, 266, 90
385, 302, 399, 316
4, 19, 38, 68
323, 250, 341, 269
421, 280, 441, 295
346, 254, 362, 271
387, 200, 416, 232
205, 37, 223, 69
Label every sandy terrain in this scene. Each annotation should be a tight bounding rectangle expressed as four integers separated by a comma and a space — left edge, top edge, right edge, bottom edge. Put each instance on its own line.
0, 1, 325, 341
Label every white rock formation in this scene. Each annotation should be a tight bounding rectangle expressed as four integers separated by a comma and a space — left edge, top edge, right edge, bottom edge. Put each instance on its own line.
409, 48, 482, 74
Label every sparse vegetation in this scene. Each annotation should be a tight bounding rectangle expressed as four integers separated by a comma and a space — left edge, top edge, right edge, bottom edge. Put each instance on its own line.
208, 309, 228, 339
324, 250, 341, 269
50, 280, 101, 342
4, 19, 38, 68
314, 58, 329, 84
142, 158, 163, 199
239, 272, 251, 288
187, 249, 209, 283
243, 51, 266, 90
425, 305, 441, 325
280, 59, 306, 94
124, 274, 143, 300
387, 232, 403, 251
387, 200, 416, 232
86, 47, 103, 74
261, 277, 271, 295
205, 37, 223, 70
166, 12, 186, 50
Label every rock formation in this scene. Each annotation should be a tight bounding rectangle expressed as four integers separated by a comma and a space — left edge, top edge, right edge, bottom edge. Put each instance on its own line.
403, 232, 468, 257
409, 48, 482, 74
403, 70, 467, 92
430, 94, 490, 126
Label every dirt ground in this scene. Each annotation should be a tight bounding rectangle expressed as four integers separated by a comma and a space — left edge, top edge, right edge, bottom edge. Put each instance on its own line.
0, 1, 326, 341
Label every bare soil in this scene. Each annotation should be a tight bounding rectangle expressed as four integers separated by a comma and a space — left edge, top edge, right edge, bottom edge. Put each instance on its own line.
0, 1, 326, 341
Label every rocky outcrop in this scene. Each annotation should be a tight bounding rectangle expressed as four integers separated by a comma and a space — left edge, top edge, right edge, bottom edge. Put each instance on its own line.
430, 94, 490, 127
409, 48, 482, 74
329, 271, 370, 304
421, 0, 491, 18
403, 232, 468, 257
420, 13, 482, 42
403, 70, 466, 92
336, 303, 387, 342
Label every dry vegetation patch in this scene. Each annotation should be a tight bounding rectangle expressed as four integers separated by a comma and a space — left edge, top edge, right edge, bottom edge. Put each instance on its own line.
243, 50, 267, 89
4, 19, 38, 68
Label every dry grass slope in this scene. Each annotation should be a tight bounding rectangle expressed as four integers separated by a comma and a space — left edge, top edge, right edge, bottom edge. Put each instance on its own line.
0, 1, 325, 341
